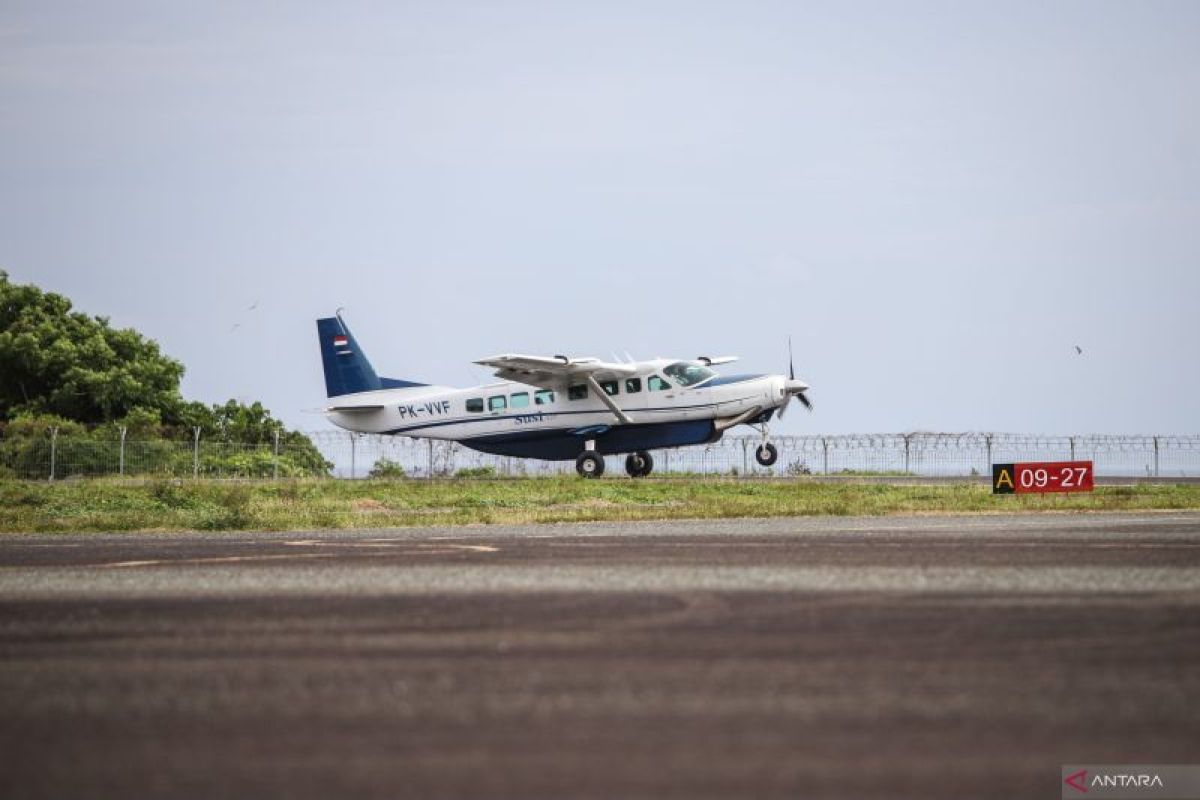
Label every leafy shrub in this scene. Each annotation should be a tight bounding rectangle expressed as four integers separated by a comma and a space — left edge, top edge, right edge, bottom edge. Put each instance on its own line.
147, 479, 201, 509
195, 484, 254, 529
368, 458, 407, 479
786, 459, 812, 476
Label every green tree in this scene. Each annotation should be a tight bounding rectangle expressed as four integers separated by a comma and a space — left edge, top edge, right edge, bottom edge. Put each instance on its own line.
0, 271, 185, 423
0, 273, 333, 478
182, 399, 332, 476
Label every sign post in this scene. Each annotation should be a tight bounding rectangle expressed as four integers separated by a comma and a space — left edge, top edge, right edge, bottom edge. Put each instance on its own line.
993, 461, 1094, 495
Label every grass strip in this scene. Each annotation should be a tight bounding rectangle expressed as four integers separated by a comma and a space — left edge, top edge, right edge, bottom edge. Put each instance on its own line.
1, 478, 1198, 533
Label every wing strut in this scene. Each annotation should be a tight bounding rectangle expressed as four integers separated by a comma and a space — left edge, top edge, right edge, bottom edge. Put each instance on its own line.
586, 376, 632, 424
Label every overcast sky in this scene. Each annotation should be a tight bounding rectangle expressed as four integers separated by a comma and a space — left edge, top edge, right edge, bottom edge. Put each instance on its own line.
2, 1, 1197, 434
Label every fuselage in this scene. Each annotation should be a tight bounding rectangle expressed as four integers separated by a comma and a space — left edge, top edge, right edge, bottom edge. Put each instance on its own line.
326, 359, 786, 460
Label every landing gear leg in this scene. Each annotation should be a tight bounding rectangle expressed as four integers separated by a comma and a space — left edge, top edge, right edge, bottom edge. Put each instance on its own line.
624, 450, 654, 478
576, 450, 605, 478
754, 425, 778, 467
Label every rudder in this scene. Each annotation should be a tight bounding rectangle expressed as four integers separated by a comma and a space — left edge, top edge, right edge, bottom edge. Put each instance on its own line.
316, 315, 382, 397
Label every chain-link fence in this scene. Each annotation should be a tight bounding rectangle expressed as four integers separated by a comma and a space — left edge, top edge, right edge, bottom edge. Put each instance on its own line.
3, 430, 1199, 480
310, 432, 1200, 479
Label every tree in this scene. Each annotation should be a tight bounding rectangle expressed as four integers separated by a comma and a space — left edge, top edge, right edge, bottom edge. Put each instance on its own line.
0, 271, 185, 423
178, 399, 332, 475
0, 273, 332, 478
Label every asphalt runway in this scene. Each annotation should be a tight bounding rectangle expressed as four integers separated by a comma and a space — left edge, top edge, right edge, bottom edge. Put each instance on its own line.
2, 513, 1199, 799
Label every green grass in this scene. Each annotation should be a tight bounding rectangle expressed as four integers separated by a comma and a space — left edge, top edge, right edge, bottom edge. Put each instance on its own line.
1, 477, 1198, 533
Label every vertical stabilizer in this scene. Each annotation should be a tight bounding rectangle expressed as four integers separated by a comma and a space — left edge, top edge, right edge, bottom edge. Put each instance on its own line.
316, 314, 382, 397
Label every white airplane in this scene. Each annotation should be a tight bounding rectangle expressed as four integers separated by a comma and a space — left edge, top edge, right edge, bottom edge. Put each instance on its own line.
316, 312, 812, 477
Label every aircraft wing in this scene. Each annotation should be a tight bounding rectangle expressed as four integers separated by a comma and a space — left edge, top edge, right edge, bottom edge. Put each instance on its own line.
474, 354, 638, 387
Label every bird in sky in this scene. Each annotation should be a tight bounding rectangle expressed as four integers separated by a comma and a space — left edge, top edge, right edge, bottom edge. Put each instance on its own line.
1074, 345, 1083, 355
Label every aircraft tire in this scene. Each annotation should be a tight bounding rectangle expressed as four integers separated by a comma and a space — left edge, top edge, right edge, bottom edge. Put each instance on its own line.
755, 443, 778, 467
625, 450, 654, 478
576, 452, 605, 478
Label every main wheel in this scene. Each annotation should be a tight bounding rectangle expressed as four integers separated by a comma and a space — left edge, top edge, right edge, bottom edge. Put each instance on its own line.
576, 452, 605, 478
625, 450, 654, 477
755, 442, 778, 467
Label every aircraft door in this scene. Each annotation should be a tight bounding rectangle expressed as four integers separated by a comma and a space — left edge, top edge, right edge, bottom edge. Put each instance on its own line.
620, 376, 650, 415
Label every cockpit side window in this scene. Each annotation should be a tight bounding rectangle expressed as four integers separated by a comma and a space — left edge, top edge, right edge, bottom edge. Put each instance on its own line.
647, 375, 670, 391
664, 362, 716, 388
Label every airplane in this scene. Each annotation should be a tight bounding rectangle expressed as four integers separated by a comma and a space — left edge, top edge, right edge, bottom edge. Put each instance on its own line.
316, 312, 812, 478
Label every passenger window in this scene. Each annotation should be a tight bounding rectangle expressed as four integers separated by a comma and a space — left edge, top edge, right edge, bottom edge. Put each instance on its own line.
510, 392, 530, 409
648, 375, 670, 391
568, 384, 588, 400
600, 380, 618, 396
625, 378, 642, 394
535, 389, 555, 405
466, 398, 484, 413
488, 395, 507, 412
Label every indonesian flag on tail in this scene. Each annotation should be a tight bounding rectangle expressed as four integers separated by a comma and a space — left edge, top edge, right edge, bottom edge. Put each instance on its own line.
333, 334, 352, 355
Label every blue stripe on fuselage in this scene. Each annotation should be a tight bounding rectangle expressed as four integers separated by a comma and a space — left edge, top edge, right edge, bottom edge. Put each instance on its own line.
460, 419, 720, 460
700, 374, 766, 387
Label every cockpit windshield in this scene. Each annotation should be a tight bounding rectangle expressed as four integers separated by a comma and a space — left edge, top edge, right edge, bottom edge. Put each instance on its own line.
663, 362, 716, 388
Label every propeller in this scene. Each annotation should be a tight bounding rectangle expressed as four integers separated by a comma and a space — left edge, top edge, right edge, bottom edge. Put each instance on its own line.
778, 337, 813, 418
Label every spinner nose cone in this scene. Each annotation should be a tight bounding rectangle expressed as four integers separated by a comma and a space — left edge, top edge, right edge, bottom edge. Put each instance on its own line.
785, 378, 810, 393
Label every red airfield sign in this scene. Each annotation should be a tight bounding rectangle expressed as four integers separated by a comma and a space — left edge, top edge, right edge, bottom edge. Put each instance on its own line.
992, 461, 1094, 494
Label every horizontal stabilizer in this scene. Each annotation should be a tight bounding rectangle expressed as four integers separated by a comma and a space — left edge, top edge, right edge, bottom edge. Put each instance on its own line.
317, 314, 427, 397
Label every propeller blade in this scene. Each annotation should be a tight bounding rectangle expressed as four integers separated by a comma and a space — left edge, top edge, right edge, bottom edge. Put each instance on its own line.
782, 338, 811, 416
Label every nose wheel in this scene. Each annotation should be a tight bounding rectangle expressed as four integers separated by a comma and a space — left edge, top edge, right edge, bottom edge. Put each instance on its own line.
624, 450, 654, 478
755, 442, 778, 467
575, 452, 605, 478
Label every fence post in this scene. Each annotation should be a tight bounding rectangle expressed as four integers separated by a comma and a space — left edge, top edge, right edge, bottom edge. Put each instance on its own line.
119, 426, 127, 477
904, 434, 911, 475
1070, 436, 1075, 461
428, 439, 434, 479
49, 426, 58, 481
192, 427, 201, 479
1153, 436, 1160, 478
822, 437, 829, 475
985, 434, 993, 475
350, 433, 356, 479
741, 438, 748, 475
273, 429, 280, 480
